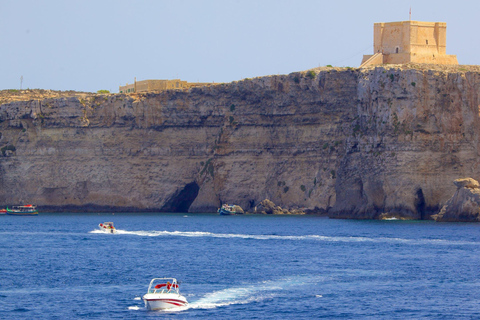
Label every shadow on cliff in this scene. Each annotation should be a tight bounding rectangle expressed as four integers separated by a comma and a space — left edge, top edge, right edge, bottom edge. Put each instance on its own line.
161, 182, 200, 213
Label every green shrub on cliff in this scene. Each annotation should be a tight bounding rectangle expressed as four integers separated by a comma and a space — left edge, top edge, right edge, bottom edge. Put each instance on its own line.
97, 90, 110, 94
306, 70, 316, 79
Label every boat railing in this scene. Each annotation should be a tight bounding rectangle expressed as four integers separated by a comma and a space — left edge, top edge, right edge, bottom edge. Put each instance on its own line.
148, 278, 180, 294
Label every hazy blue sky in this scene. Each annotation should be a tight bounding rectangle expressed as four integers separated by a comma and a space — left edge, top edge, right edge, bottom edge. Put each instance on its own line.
1, 0, 478, 92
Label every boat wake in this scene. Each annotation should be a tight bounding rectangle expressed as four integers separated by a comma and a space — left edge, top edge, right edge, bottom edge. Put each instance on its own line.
127, 275, 319, 313
99, 229, 479, 246
157, 276, 316, 312
187, 284, 277, 310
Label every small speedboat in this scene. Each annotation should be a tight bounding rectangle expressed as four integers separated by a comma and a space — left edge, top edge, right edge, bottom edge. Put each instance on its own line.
143, 278, 188, 310
98, 222, 116, 233
0, 209, 6, 215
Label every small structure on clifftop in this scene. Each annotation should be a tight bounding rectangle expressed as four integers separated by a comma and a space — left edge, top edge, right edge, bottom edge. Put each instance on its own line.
360, 20, 458, 67
119, 78, 211, 93
432, 178, 480, 222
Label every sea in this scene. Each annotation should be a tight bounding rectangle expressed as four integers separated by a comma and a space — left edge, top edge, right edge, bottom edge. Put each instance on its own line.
0, 213, 479, 319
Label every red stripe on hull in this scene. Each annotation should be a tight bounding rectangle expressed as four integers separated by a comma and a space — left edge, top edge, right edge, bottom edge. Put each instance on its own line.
145, 299, 186, 305
145, 298, 188, 308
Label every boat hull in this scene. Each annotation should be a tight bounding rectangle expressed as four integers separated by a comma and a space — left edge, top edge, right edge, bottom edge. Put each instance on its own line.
98, 227, 116, 234
143, 293, 188, 310
7, 205, 38, 216
6, 211, 38, 216
218, 208, 235, 215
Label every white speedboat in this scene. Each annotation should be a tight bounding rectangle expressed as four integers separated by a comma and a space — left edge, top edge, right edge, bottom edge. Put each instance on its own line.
98, 222, 116, 233
143, 278, 188, 310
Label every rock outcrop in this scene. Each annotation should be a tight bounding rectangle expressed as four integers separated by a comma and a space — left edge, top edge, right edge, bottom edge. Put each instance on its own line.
0, 64, 480, 219
432, 178, 480, 222
231, 205, 244, 214
253, 199, 304, 215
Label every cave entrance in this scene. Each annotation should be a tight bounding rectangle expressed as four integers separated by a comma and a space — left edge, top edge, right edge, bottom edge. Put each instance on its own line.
415, 188, 426, 219
162, 182, 200, 213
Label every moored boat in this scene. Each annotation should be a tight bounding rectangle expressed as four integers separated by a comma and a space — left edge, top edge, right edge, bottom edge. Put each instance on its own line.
143, 278, 188, 310
6, 205, 38, 216
0, 209, 6, 215
98, 222, 116, 233
218, 204, 238, 215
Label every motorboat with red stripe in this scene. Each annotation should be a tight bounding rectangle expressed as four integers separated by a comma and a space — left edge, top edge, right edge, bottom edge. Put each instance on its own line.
142, 278, 188, 310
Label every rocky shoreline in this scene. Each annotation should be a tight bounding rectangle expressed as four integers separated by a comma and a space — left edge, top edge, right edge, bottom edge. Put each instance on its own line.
1, 64, 480, 221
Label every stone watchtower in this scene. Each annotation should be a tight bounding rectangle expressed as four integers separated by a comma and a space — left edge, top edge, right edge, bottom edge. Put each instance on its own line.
360, 20, 458, 67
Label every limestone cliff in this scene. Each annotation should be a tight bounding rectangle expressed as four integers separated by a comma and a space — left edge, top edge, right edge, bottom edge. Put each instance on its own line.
330, 64, 480, 219
0, 64, 479, 218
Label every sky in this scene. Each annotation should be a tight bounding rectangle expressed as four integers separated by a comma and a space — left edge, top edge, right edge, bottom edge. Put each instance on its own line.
1, 0, 478, 93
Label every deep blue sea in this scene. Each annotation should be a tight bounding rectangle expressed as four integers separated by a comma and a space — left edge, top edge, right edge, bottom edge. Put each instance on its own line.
0, 213, 479, 319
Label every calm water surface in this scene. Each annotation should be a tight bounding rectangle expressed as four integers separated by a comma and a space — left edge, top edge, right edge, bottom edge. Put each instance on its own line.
0, 213, 479, 319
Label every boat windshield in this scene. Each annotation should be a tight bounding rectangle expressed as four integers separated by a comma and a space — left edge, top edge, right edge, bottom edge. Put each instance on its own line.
148, 278, 180, 294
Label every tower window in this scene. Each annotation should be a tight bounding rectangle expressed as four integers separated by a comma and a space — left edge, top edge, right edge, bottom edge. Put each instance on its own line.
395, 47, 399, 53
426, 40, 428, 45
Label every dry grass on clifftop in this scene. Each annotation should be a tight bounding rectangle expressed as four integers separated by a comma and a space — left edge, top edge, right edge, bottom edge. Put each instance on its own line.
0, 89, 97, 105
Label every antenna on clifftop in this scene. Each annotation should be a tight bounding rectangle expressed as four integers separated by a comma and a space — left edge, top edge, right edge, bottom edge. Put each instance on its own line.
20, 75, 23, 90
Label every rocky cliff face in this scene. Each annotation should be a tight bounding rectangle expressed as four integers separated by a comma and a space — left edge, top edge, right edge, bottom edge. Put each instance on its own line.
331, 64, 480, 219
0, 64, 479, 218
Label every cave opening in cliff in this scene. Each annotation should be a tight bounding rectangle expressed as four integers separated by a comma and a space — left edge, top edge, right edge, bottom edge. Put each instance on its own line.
415, 188, 426, 219
161, 182, 200, 213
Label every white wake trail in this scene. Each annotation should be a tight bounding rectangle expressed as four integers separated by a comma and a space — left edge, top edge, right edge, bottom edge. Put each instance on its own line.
90, 229, 480, 246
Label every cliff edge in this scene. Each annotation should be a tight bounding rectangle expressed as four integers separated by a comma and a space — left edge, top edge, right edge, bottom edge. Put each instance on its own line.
0, 64, 479, 219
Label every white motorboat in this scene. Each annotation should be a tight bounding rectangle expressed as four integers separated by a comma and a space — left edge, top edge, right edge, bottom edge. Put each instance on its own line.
143, 278, 188, 310
98, 222, 116, 233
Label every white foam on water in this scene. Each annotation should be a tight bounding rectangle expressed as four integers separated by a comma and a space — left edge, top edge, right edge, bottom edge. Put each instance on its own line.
128, 306, 141, 310
133, 297, 141, 300
88, 230, 105, 234
188, 286, 274, 310
184, 275, 317, 310
99, 229, 479, 246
